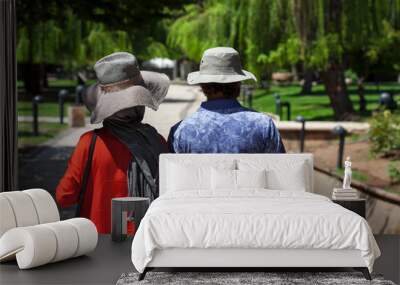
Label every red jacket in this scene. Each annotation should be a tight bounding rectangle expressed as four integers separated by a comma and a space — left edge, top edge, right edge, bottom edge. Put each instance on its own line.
56, 127, 165, 234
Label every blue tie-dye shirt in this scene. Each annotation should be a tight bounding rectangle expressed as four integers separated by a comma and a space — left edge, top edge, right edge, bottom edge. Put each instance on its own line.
168, 99, 285, 153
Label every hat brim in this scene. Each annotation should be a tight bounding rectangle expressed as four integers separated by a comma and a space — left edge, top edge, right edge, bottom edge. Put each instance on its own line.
187, 70, 257, 85
90, 71, 170, 124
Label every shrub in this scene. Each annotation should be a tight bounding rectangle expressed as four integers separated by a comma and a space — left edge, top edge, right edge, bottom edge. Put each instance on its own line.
388, 161, 400, 184
369, 111, 400, 157
344, 69, 358, 83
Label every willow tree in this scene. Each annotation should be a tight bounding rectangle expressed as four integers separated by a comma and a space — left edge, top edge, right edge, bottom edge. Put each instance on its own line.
59, 0, 190, 65
16, 0, 188, 95
16, 0, 62, 95
17, 21, 132, 96
169, 0, 400, 120
168, 0, 292, 78
317, 0, 355, 119
293, 0, 319, 94
168, 1, 242, 62
16, 4, 132, 96
259, 0, 400, 119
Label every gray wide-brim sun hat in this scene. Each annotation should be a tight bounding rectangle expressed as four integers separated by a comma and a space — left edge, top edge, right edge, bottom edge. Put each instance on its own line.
187, 47, 257, 85
82, 84, 99, 113
90, 52, 170, 124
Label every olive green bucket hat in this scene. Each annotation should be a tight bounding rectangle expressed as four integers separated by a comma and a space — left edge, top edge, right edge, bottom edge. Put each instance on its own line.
187, 47, 257, 85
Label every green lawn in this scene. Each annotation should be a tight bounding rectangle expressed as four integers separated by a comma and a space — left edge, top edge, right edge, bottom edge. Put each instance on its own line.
18, 101, 73, 117
17, 79, 96, 89
17, 78, 96, 117
18, 122, 68, 148
47, 79, 96, 88
249, 83, 400, 121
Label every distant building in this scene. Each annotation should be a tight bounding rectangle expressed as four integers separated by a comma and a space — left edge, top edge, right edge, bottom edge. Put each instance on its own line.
141, 57, 198, 81
141, 58, 176, 79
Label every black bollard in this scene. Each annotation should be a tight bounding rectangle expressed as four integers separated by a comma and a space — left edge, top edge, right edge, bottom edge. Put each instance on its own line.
241, 85, 248, 102
58, 89, 68, 124
282, 101, 291, 120
242, 85, 253, 108
332, 126, 348, 169
275, 94, 291, 120
247, 89, 253, 108
296, 115, 306, 152
75, 84, 85, 105
32, 95, 44, 136
379, 92, 397, 111
274, 94, 282, 118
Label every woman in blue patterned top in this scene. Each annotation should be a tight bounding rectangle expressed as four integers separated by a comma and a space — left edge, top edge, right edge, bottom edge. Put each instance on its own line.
168, 47, 285, 154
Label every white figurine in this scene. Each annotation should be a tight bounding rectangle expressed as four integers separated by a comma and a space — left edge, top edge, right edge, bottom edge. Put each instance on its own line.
343, 156, 352, 189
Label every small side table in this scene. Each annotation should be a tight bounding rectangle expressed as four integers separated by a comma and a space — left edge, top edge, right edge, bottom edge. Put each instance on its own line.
111, 197, 150, 242
332, 198, 366, 218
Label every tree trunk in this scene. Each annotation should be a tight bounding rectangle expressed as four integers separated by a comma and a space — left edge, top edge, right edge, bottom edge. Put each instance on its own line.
42, 64, 48, 88
321, 62, 354, 120
23, 24, 44, 97
358, 78, 366, 113
301, 68, 313, 94
22, 63, 44, 96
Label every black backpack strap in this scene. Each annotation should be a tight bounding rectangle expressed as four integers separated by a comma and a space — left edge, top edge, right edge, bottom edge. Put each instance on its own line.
75, 129, 98, 217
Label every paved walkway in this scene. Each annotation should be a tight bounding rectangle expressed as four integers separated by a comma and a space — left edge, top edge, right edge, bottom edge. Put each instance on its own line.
18, 84, 204, 193
18, 116, 67, 123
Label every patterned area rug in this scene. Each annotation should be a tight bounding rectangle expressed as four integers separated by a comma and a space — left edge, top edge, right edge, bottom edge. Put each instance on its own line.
116, 271, 395, 285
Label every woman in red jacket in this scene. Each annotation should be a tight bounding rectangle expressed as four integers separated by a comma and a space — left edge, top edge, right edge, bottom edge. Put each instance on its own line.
56, 52, 169, 234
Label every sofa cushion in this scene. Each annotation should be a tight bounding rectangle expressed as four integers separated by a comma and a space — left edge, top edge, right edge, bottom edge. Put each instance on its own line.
0, 218, 97, 269
0, 196, 17, 237
0, 191, 39, 227
0, 189, 60, 238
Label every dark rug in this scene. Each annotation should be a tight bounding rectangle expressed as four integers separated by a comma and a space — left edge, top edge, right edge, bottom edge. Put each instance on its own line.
116, 271, 395, 285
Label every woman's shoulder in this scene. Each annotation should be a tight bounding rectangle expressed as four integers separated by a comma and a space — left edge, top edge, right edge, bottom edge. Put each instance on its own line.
78, 128, 106, 147
79, 129, 97, 142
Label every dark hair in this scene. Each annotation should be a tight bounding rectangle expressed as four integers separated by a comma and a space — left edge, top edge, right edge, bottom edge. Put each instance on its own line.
200, 82, 241, 99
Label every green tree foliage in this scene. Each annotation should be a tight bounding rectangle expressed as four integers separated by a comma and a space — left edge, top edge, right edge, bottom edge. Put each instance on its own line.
168, 0, 400, 120
369, 111, 400, 157
258, 0, 400, 77
388, 161, 400, 183
17, 11, 132, 70
369, 110, 400, 184
16, 0, 189, 94
168, 2, 237, 62
67, 0, 187, 51
168, 0, 295, 77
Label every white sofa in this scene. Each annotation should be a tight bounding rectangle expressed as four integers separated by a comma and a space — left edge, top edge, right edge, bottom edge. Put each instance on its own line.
0, 189, 98, 269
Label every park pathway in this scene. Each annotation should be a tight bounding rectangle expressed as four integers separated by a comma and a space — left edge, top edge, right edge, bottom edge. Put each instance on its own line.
18, 84, 204, 195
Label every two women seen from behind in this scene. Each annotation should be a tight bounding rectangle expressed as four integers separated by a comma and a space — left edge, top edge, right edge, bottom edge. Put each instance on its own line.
56, 52, 169, 233
56, 47, 285, 234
